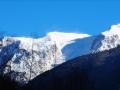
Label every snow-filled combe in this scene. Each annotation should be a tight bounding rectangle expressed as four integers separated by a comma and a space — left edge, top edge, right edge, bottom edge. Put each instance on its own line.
47, 32, 90, 49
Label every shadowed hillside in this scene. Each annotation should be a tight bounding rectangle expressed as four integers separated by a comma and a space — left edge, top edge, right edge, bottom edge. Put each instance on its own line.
0, 75, 21, 90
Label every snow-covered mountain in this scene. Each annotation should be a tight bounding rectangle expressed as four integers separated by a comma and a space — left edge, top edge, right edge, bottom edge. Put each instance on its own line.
0, 24, 120, 84
0, 32, 89, 83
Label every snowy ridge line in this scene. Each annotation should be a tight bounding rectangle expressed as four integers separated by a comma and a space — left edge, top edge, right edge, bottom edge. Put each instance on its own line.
0, 24, 120, 84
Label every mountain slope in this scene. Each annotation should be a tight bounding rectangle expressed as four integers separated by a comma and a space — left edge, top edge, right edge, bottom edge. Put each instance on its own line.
26, 46, 120, 90
1, 24, 120, 83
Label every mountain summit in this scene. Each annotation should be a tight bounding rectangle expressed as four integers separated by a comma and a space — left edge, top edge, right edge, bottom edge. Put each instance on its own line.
0, 24, 120, 83
91, 24, 120, 52
102, 24, 120, 36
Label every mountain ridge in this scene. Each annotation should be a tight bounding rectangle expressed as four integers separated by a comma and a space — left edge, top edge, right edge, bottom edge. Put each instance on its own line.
0, 24, 120, 83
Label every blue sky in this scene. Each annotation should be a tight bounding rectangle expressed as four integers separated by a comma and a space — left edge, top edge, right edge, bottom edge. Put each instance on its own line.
0, 0, 120, 36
